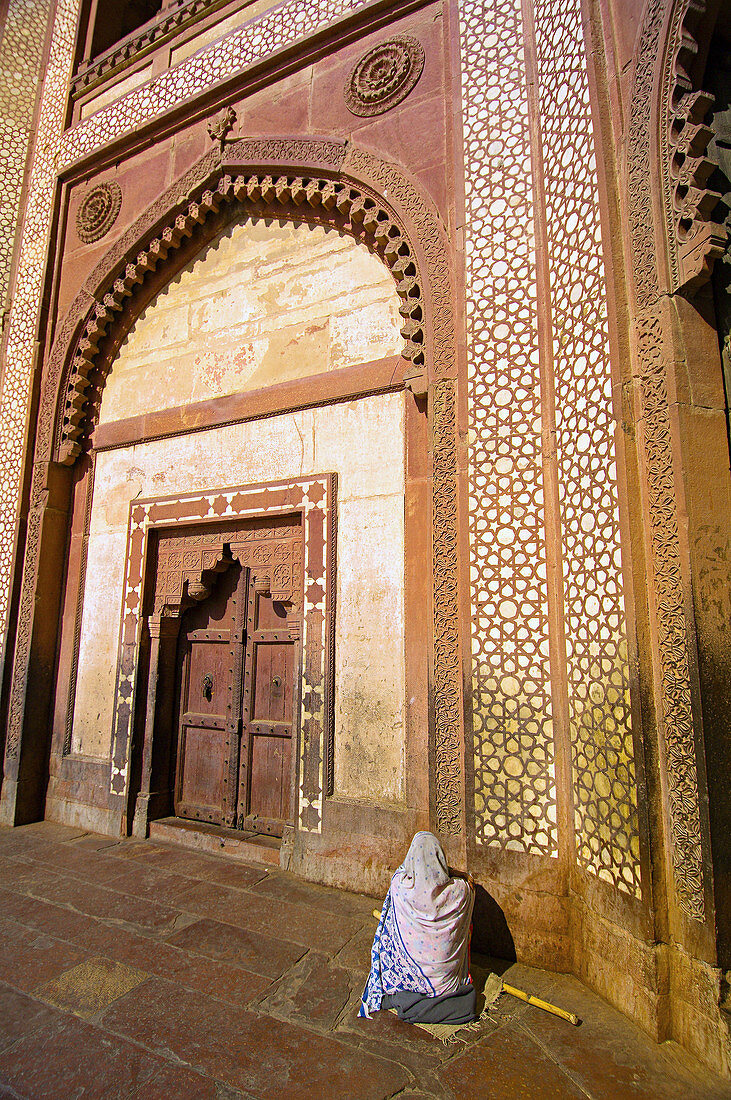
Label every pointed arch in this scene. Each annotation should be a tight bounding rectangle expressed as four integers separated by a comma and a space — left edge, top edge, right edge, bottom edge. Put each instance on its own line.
41, 138, 455, 465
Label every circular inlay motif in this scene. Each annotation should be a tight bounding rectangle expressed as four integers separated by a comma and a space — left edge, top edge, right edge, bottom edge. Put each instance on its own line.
344, 36, 425, 117
76, 181, 122, 244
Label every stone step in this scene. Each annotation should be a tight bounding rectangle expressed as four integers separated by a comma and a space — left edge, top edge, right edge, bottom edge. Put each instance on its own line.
148, 816, 281, 867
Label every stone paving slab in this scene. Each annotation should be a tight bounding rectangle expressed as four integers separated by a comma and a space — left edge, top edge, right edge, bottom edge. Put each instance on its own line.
101, 974, 410, 1099
167, 916, 308, 978
0, 822, 728, 1100
442, 1026, 588, 1099
0, 917, 89, 994
0, 1001, 165, 1100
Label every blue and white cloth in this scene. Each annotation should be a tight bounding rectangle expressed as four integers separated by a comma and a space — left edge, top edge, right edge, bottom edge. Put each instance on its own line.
359, 832, 474, 1018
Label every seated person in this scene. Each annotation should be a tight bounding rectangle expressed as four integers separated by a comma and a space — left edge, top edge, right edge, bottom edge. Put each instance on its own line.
359, 831, 476, 1025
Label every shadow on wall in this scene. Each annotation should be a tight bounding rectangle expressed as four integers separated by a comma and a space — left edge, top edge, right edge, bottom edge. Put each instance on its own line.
471, 884, 517, 963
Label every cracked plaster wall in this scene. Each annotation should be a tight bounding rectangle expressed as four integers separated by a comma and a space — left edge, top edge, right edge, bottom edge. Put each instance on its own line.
99, 217, 403, 424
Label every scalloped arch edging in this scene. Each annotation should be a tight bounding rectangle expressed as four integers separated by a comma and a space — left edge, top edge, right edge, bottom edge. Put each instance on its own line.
46, 138, 453, 465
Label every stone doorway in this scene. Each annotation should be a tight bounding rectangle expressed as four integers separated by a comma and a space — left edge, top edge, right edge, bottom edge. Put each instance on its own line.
125, 510, 304, 841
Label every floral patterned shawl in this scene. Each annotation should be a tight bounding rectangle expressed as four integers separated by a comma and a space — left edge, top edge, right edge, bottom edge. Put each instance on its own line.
359, 832, 474, 1017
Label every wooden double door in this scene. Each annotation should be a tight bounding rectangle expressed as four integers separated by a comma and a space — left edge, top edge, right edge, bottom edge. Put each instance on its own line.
174, 561, 298, 836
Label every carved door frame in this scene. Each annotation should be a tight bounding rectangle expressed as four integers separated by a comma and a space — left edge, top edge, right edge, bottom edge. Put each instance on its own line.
108, 476, 335, 839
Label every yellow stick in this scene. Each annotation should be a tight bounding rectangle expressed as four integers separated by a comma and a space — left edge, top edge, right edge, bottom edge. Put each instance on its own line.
501, 982, 580, 1026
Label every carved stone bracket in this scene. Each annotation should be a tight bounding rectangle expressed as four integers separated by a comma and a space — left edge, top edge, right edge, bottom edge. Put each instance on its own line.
661, 0, 728, 293
207, 106, 237, 153
154, 543, 232, 616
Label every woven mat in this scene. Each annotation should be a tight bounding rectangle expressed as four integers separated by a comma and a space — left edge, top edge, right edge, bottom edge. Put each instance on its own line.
409, 1013, 490, 1044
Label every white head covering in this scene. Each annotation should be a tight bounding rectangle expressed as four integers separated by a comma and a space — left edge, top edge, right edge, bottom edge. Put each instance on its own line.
390, 831, 473, 996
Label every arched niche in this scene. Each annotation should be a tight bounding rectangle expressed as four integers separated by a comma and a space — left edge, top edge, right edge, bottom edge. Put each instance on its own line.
63, 196, 409, 822
3, 137, 462, 862
43, 139, 450, 467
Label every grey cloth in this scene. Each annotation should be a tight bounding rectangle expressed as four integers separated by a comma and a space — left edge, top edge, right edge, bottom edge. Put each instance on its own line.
381, 982, 476, 1024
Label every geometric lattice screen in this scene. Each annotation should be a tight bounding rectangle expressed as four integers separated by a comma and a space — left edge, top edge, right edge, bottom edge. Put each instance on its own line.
460, 0, 557, 859
460, 0, 641, 897
0, 0, 54, 638
0, 0, 51, 319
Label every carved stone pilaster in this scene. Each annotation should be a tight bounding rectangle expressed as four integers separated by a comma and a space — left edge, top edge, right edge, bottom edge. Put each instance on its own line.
627, 0, 714, 920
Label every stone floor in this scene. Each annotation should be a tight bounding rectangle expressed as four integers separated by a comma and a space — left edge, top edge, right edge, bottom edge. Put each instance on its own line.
0, 822, 728, 1100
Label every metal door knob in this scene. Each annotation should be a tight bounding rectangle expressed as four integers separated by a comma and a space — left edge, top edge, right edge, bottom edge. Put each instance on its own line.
272, 676, 282, 689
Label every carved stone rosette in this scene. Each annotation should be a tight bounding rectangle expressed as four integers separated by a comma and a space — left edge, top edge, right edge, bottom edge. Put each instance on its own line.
76, 182, 123, 244
344, 36, 425, 117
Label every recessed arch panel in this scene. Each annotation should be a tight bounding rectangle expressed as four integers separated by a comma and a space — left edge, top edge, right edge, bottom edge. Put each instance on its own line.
98, 215, 404, 427
18, 135, 463, 839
